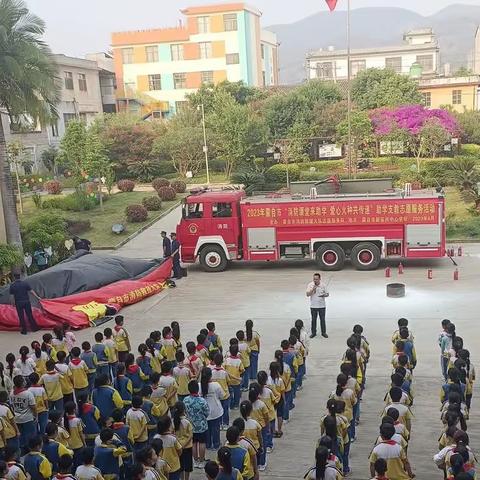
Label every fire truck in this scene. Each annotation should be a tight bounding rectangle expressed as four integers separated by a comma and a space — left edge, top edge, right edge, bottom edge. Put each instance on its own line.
176, 188, 446, 272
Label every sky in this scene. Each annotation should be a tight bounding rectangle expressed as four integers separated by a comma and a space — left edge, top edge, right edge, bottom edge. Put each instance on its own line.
25, 0, 480, 56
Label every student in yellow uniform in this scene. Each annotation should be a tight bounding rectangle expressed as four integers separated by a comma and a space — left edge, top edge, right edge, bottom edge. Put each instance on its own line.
30, 342, 49, 377
103, 328, 118, 381
224, 426, 252, 480
184, 343, 203, 381
146, 339, 164, 376
391, 318, 414, 346
173, 352, 191, 402
64, 401, 85, 466
151, 438, 170, 480
225, 345, 244, 410
304, 446, 343, 480
248, 385, 269, 472
68, 348, 89, 400
257, 371, 278, 454
4, 444, 28, 480
159, 362, 178, 408
42, 422, 74, 473
217, 447, 242, 480
236, 331, 251, 392
24, 436, 52, 480
154, 416, 182, 480
232, 417, 258, 480
329, 374, 357, 442
210, 353, 230, 431
245, 320, 260, 382
239, 400, 262, 454
172, 402, 193, 480
150, 374, 169, 419
160, 327, 177, 363
28, 373, 49, 434
0, 391, 19, 453
75, 447, 104, 480
383, 388, 413, 434
369, 423, 413, 480
136, 445, 162, 480
126, 395, 149, 453
113, 316, 131, 364
267, 362, 286, 438
55, 352, 74, 405
40, 360, 64, 413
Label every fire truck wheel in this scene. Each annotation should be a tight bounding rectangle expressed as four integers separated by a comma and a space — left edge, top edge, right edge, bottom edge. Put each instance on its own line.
199, 245, 228, 272
315, 243, 345, 271
351, 242, 381, 271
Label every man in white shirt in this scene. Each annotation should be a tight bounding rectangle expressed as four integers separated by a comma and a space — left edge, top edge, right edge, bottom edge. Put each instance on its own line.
306, 273, 329, 339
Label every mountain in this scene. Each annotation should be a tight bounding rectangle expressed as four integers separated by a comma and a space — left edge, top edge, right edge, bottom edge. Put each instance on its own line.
267, 4, 480, 84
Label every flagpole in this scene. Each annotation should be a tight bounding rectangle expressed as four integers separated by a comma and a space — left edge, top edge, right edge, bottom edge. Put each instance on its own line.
347, 0, 352, 179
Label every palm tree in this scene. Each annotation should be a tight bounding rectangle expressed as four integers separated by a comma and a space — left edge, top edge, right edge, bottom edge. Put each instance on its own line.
0, 0, 59, 247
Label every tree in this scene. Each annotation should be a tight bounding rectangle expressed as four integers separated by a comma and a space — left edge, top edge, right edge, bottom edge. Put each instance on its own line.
313, 100, 348, 138
444, 157, 480, 208
352, 68, 422, 110
6, 141, 25, 214
40, 146, 58, 174
58, 120, 88, 184
455, 110, 480, 144
152, 108, 205, 177
371, 104, 459, 171
207, 91, 268, 177
0, 0, 60, 248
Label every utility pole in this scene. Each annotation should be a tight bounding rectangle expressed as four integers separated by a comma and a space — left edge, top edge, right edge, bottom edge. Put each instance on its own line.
346, 0, 353, 179
197, 103, 210, 185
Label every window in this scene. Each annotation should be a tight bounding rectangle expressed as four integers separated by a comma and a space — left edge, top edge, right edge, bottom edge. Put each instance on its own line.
262, 71, 266, 86
422, 92, 432, 107
63, 113, 76, 127
386, 57, 402, 74
416, 54, 434, 72
201, 71, 214, 84
213, 203, 232, 218
148, 74, 162, 91
223, 13, 237, 31
226, 53, 240, 65
261, 44, 265, 60
350, 59, 366, 76
78, 73, 87, 92
452, 89, 462, 105
122, 48, 134, 64
145, 46, 158, 63
64, 71, 74, 90
199, 42, 212, 59
197, 16, 210, 34
173, 73, 187, 89
51, 122, 59, 137
175, 101, 188, 113
171, 44, 184, 61
185, 203, 203, 219
79, 112, 88, 123
316, 62, 333, 79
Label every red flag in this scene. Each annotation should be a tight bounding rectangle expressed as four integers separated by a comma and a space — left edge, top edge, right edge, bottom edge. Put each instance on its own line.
325, 0, 338, 11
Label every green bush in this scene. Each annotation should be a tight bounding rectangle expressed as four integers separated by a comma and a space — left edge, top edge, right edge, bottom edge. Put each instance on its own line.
44, 180, 62, 195
42, 191, 97, 212
0, 244, 23, 271
152, 178, 171, 191
265, 164, 301, 183
142, 196, 162, 211
59, 175, 78, 189
31, 193, 42, 209
117, 179, 135, 192
297, 160, 345, 172
21, 212, 68, 255
209, 158, 227, 172
461, 144, 480, 156
125, 204, 148, 223
299, 171, 332, 181
156, 161, 176, 176
157, 186, 176, 201
66, 219, 91, 235
171, 180, 187, 193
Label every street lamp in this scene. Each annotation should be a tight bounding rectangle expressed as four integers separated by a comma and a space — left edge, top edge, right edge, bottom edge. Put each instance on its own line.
197, 103, 210, 185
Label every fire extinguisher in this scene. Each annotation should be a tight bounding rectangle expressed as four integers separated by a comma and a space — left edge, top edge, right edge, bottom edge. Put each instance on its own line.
385, 267, 391, 278
428, 269, 433, 279
458, 246, 463, 257
454, 269, 459, 281
398, 263, 404, 274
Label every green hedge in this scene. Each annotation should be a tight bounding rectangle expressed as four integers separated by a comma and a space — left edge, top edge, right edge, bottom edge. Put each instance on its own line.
42, 191, 98, 212
265, 164, 301, 183
461, 144, 480, 156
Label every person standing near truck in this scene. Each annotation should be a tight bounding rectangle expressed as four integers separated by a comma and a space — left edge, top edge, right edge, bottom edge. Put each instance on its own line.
170, 232, 182, 279
161, 231, 171, 258
306, 273, 329, 339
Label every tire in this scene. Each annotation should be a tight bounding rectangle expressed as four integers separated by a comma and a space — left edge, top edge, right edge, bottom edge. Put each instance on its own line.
315, 243, 345, 271
199, 245, 228, 272
350, 242, 381, 271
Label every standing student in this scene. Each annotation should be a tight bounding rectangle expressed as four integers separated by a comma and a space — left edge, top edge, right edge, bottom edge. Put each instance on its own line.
232, 417, 258, 480
235, 332, 250, 392
79, 398, 101, 447
55, 352, 74, 406
274, 350, 292, 424
304, 446, 343, 480
239, 400, 263, 457
0, 362, 14, 396
440, 323, 456, 382
199, 368, 223, 451
172, 352, 190, 402
0, 392, 19, 454
224, 426, 252, 480
216, 447, 242, 480
151, 438, 170, 480
245, 320, 260, 382
224, 345, 244, 410
75, 447, 104, 480
23, 436, 52, 480
110, 408, 134, 465
125, 354, 148, 395
15, 347, 36, 385
113, 316, 131, 364
28, 373, 48, 435
172, 402, 193, 480
52, 455, 76, 480
154, 416, 182, 480
136, 446, 161, 480
80, 342, 97, 395
210, 353, 230, 431
63, 324, 76, 354
294, 319, 309, 375
184, 343, 203, 381
150, 374, 169, 420
206, 323, 222, 356
94, 428, 127, 480
160, 327, 177, 364
126, 396, 149, 453
159, 362, 178, 409
91, 374, 124, 423
92, 333, 110, 379
103, 328, 118, 381
4, 445, 27, 479
329, 374, 357, 444
171, 322, 182, 352
370, 458, 388, 480
42, 423, 73, 473
64, 401, 85, 467
204, 461, 219, 480
52, 327, 68, 357
137, 344, 153, 381
256, 371, 278, 454
248, 385, 269, 472
183, 381, 209, 469
113, 364, 133, 410
280, 340, 298, 412
11, 376, 37, 455
68, 348, 89, 400
40, 360, 64, 413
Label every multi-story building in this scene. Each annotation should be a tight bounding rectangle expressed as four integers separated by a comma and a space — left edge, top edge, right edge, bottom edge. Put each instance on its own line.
111, 2, 279, 117
306, 29, 439, 81
419, 76, 480, 112
1, 53, 115, 173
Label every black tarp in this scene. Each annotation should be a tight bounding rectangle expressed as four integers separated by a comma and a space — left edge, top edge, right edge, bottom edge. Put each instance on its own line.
0, 252, 165, 307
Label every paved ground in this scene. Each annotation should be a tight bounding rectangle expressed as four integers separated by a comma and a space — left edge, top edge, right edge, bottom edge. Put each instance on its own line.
1, 207, 478, 479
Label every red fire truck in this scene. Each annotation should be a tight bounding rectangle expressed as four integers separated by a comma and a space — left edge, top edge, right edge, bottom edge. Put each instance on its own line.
176, 188, 446, 272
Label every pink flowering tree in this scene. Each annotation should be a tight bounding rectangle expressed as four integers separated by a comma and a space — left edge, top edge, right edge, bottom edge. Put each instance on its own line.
370, 105, 460, 171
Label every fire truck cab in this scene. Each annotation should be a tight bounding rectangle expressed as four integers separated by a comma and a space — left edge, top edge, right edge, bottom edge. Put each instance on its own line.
176, 188, 446, 272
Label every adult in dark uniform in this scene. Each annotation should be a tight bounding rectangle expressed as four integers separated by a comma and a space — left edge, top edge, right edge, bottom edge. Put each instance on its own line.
9, 273, 41, 335
170, 232, 181, 279
161, 231, 171, 258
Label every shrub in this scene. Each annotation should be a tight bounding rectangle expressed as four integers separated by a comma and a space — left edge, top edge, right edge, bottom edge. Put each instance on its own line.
21, 212, 68, 255
461, 144, 480, 156
209, 158, 227, 172
171, 180, 187, 193
44, 180, 62, 195
42, 191, 96, 212
142, 196, 163, 211
31, 193, 42, 209
125, 204, 148, 223
84, 181, 98, 194
157, 186, 176, 201
0, 244, 23, 271
152, 177, 171, 191
265, 164, 301, 184
66, 219, 91, 235
117, 179, 135, 192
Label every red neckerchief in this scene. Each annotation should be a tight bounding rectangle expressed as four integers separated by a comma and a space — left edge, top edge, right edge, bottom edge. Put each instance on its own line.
67, 415, 76, 421
162, 373, 172, 377
229, 355, 239, 360
376, 476, 389, 480
47, 370, 57, 375
82, 403, 93, 414
70, 358, 82, 366
213, 366, 224, 371
190, 393, 199, 397
188, 354, 198, 362
196, 345, 206, 352
381, 440, 397, 446
208, 331, 215, 336
114, 325, 123, 332
31, 384, 41, 388
164, 334, 172, 340
127, 365, 139, 374
112, 422, 125, 429
13, 388, 26, 395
